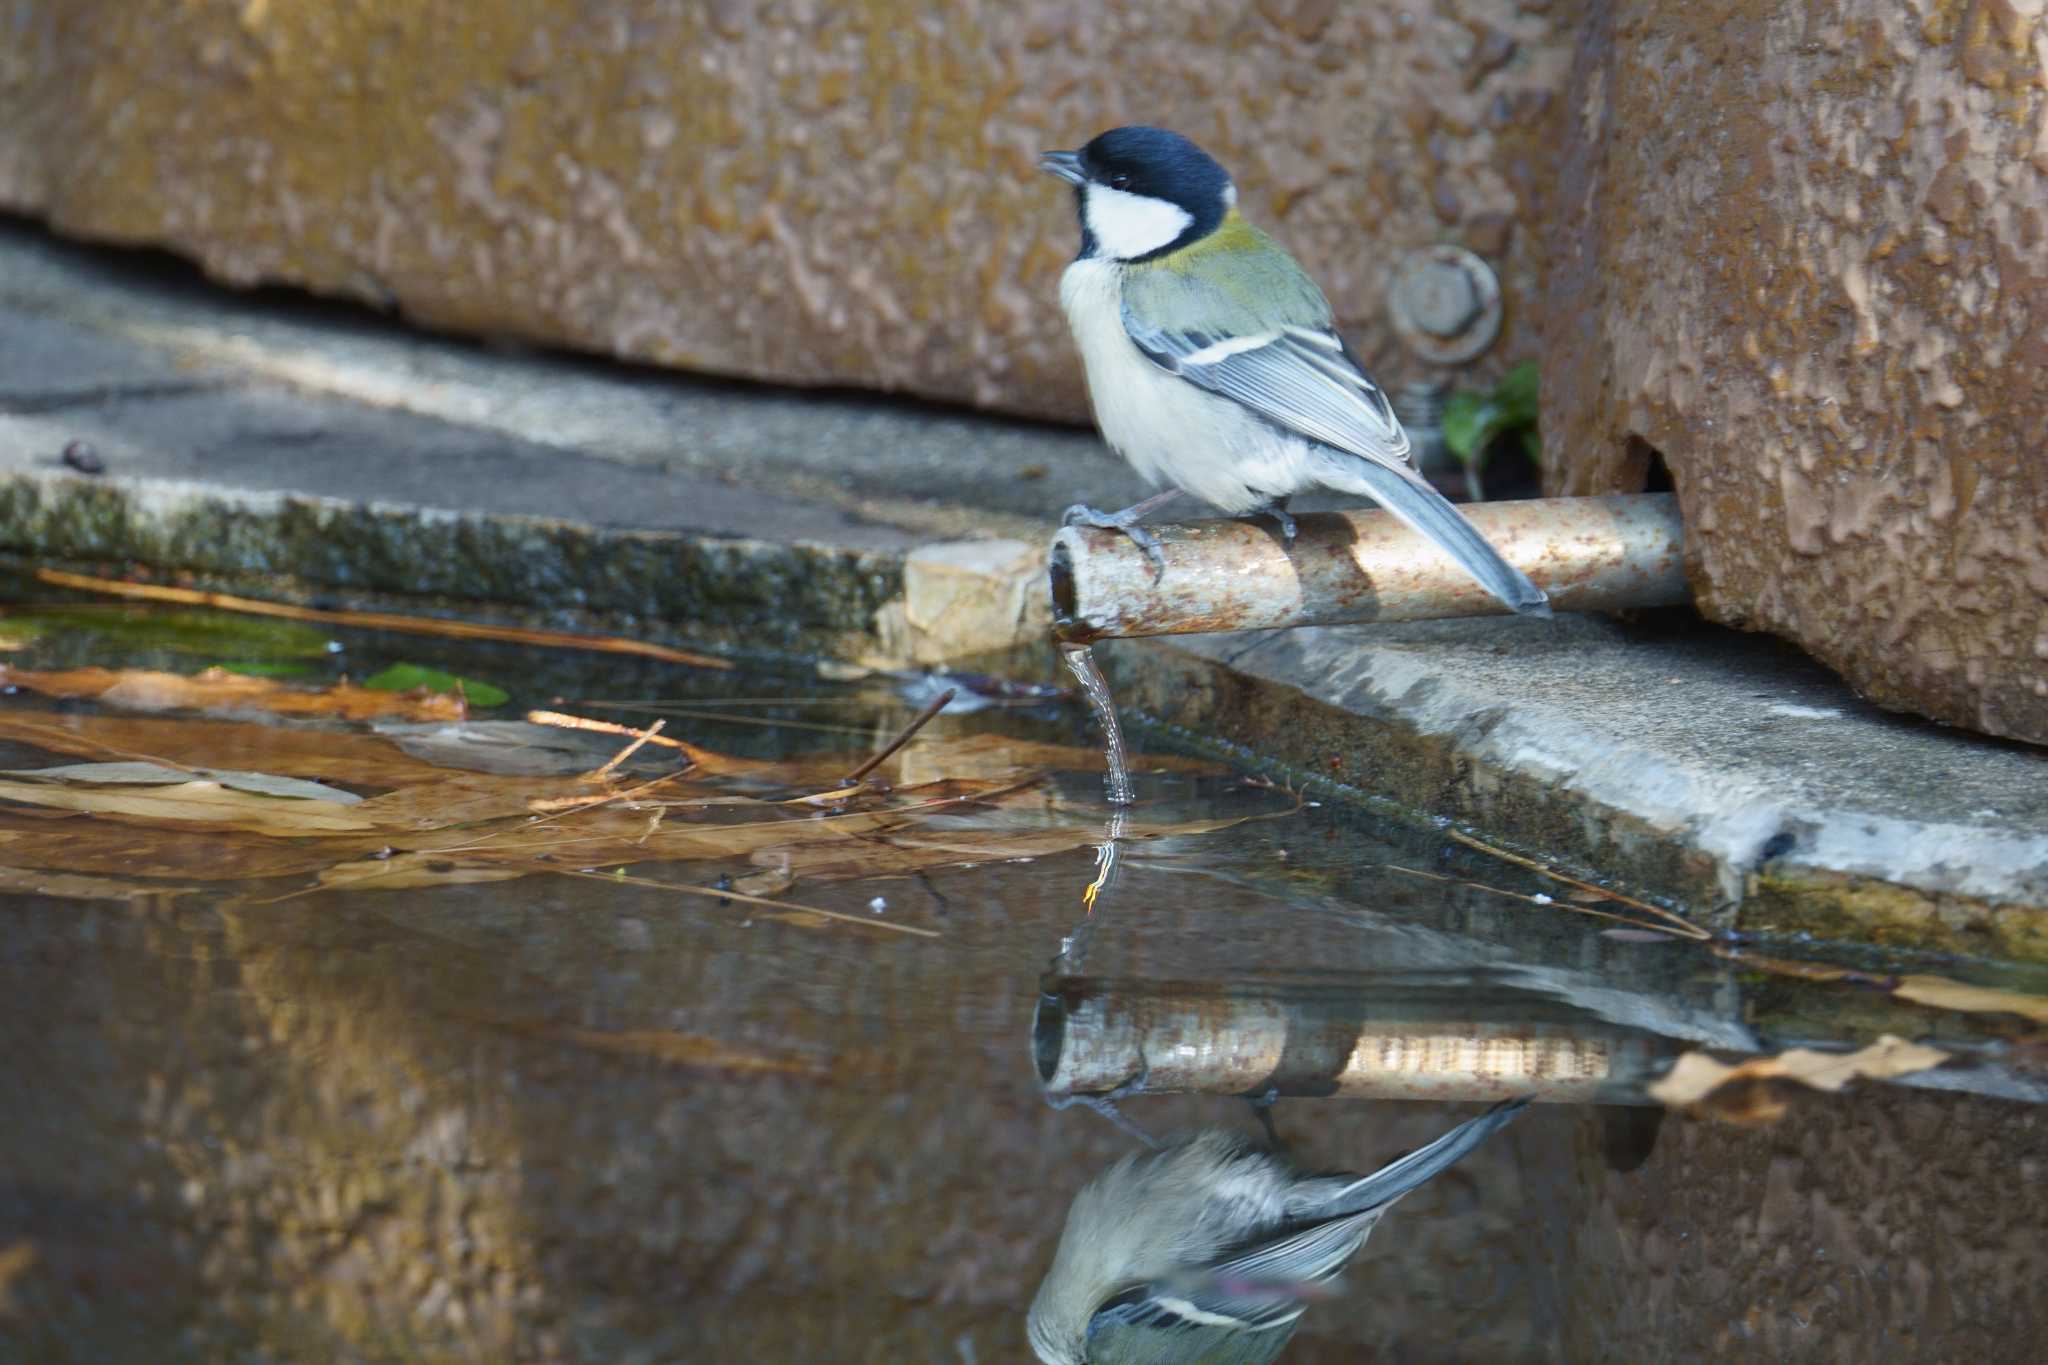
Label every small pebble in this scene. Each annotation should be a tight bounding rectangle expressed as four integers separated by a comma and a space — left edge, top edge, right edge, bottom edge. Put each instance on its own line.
61, 439, 105, 475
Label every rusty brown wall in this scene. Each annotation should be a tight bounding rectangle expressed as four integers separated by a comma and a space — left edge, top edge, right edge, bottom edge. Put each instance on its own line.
1543, 1, 2048, 744
0, 0, 1575, 416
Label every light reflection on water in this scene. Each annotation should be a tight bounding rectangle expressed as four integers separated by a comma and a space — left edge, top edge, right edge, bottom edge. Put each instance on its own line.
0, 606, 2044, 1361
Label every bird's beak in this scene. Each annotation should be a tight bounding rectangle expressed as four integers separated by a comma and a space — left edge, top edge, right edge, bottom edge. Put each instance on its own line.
1039, 150, 1085, 186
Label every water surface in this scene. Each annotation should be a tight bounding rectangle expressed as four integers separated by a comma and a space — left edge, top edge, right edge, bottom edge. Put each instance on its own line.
1, 599, 2043, 1361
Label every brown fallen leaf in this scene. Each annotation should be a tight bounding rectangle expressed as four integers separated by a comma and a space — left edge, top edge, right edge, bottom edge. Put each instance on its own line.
0, 776, 377, 836
314, 851, 530, 893
0, 712, 460, 786
0, 702, 1277, 933
0, 813, 370, 881
1648, 1034, 1950, 1125
0, 664, 464, 721
1711, 949, 2048, 1027
1890, 975, 2048, 1026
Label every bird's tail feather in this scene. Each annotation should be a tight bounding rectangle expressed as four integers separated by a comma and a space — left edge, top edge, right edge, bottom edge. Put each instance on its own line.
1305, 448, 1552, 617
1332, 1098, 1530, 1214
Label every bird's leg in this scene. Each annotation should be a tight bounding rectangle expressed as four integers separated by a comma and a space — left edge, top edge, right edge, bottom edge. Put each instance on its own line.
1244, 496, 1297, 548
1245, 1087, 1286, 1151
1045, 1061, 1163, 1149
1061, 490, 1181, 576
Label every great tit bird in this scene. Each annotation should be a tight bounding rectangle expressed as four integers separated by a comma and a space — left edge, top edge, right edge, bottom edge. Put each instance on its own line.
1027, 1099, 1528, 1365
1040, 127, 1550, 617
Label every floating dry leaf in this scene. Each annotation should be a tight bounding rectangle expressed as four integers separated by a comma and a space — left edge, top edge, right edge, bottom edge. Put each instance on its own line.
1711, 948, 2048, 1027
372, 720, 672, 777
2, 761, 362, 804
0, 776, 377, 836
0, 813, 369, 880
0, 664, 464, 721
0, 703, 1289, 935
1890, 975, 2048, 1026
1649, 1034, 1951, 1124
313, 851, 530, 893
0, 713, 454, 786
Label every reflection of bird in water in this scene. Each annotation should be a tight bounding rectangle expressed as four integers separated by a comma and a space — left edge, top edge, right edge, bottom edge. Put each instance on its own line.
1028, 1099, 1526, 1365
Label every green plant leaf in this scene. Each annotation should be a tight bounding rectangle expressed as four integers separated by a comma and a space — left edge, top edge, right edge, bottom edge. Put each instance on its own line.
1442, 362, 1542, 471
361, 663, 509, 708
1441, 393, 1498, 463
1496, 360, 1539, 421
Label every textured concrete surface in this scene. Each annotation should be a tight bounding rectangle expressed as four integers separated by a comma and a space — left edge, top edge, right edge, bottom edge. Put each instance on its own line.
1100, 616, 2048, 955
1543, 1, 2048, 745
0, 222, 2042, 950
0, 0, 1572, 418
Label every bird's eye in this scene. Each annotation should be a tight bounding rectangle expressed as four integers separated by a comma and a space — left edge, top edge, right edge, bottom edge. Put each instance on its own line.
1107, 172, 1132, 191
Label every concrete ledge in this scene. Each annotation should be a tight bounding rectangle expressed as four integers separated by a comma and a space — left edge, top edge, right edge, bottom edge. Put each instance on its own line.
1104, 619, 2047, 957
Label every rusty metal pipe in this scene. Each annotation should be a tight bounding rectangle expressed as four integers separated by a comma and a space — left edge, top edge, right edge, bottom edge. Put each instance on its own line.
1049, 493, 1686, 640
1034, 975, 1675, 1105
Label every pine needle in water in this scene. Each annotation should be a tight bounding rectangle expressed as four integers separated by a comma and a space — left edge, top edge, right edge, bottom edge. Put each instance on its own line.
547, 866, 939, 938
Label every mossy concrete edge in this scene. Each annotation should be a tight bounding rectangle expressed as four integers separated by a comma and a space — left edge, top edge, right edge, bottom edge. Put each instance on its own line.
0, 472, 902, 661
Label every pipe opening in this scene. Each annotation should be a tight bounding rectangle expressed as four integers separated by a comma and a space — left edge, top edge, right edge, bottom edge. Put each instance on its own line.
1031, 990, 1067, 1086
1047, 538, 1088, 640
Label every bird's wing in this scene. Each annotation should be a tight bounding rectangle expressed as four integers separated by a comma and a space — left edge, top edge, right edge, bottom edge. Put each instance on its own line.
1080, 1100, 1534, 1357
1322, 1097, 1530, 1216
1121, 308, 1412, 469
1083, 1310, 1302, 1365
1085, 1207, 1376, 1348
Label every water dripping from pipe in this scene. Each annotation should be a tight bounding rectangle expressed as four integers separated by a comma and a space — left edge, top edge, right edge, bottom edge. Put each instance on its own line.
1059, 642, 1134, 806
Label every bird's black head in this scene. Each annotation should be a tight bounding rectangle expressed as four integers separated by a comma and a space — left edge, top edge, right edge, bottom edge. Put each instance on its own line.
1040, 126, 1235, 263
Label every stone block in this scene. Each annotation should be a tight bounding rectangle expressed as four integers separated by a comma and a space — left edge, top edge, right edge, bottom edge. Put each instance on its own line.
1542, 0, 2048, 744
898, 538, 1047, 664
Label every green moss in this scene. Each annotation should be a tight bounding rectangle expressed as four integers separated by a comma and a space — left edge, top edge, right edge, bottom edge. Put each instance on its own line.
1743, 868, 2048, 965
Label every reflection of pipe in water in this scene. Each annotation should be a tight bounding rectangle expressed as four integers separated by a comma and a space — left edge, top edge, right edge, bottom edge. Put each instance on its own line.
1034, 974, 1677, 1106
1049, 493, 1687, 640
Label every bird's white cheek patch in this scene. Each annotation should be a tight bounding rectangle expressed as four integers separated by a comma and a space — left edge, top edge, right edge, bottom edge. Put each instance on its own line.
1084, 184, 1194, 260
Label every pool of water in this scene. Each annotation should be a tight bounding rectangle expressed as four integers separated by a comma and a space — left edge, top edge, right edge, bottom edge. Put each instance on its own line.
0, 594, 2043, 1361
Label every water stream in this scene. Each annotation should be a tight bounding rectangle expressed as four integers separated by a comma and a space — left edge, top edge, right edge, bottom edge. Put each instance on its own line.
1059, 640, 1134, 805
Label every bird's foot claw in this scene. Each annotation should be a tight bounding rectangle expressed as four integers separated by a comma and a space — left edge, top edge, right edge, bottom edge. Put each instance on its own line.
1247, 501, 1297, 548
1063, 503, 1168, 578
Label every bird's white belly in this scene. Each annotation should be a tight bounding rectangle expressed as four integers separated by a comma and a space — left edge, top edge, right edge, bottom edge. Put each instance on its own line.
1059, 258, 1311, 515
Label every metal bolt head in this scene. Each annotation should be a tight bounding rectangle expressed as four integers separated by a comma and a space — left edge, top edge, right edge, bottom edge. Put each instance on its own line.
1388, 244, 1503, 365
1401, 261, 1483, 337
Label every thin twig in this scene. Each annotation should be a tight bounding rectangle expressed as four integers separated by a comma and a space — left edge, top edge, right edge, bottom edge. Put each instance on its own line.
35, 567, 732, 670
841, 688, 955, 786
1442, 829, 1709, 939
584, 718, 666, 783
526, 710, 692, 747
548, 866, 939, 938
527, 768, 689, 814
1382, 863, 1696, 937
576, 706, 920, 739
